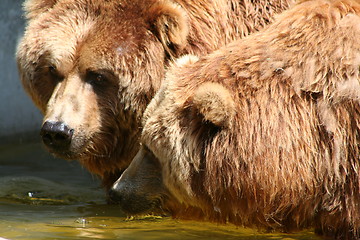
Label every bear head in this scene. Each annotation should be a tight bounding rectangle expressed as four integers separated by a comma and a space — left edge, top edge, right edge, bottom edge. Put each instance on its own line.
16, 0, 189, 187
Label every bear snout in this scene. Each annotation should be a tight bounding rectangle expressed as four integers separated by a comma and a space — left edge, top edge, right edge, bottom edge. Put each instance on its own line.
109, 147, 168, 216
109, 180, 160, 215
40, 121, 74, 152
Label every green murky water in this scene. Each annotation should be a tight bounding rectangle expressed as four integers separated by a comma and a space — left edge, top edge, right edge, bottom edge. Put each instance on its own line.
0, 142, 321, 240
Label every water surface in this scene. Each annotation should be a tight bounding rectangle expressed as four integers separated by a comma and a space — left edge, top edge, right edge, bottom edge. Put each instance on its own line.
0, 142, 321, 239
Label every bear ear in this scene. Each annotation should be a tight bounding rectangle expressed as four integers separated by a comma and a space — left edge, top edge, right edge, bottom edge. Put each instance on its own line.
23, 0, 57, 20
147, 1, 189, 59
172, 54, 199, 67
192, 82, 236, 128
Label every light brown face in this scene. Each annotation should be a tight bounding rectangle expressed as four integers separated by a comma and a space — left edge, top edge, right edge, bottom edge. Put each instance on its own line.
16, 0, 166, 170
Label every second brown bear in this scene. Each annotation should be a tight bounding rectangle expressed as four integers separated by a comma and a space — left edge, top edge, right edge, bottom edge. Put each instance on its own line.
112, 0, 360, 239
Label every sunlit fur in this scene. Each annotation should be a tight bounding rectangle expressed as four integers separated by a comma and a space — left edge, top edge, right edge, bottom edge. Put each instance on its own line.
16, 0, 293, 189
119, 0, 360, 239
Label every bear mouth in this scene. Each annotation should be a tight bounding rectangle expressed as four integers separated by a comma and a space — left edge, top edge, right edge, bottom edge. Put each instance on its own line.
43, 134, 115, 163
44, 145, 83, 160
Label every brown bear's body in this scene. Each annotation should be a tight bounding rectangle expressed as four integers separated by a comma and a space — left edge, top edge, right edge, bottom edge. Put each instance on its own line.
16, 0, 293, 189
111, 0, 360, 239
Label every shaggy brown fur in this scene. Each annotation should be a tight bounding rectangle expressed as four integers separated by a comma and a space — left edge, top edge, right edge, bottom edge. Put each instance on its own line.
16, 0, 293, 189
111, 0, 360, 239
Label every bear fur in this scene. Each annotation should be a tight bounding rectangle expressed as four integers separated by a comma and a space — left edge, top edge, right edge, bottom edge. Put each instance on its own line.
111, 0, 360, 238
16, 0, 293, 189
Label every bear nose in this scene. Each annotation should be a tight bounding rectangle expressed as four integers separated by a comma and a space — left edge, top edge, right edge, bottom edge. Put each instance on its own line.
40, 121, 74, 150
108, 186, 151, 215
108, 188, 123, 204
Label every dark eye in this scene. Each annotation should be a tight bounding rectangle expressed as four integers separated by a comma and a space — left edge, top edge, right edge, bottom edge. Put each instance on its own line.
86, 71, 107, 87
48, 66, 63, 81
49, 66, 56, 75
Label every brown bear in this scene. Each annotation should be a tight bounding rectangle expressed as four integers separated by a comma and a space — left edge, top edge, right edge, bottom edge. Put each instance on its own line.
16, 0, 293, 189
110, 0, 360, 239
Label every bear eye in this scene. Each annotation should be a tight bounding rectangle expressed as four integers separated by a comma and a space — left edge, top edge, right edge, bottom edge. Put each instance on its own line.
48, 65, 63, 82
86, 71, 108, 87
49, 66, 56, 74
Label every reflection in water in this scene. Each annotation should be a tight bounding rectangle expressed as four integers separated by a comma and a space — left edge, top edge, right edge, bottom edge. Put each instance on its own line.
0, 176, 102, 205
0, 143, 321, 240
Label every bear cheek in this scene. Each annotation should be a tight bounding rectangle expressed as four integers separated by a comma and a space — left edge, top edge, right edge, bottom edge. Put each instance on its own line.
31, 76, 59, 113
141, 125, 194, 205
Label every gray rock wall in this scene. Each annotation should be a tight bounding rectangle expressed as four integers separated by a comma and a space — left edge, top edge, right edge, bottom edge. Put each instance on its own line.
0, 0, 42, 144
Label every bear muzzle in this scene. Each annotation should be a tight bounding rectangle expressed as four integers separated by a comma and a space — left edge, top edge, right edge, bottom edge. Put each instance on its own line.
40, 120, 74, 153
109, 146, 169, 216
